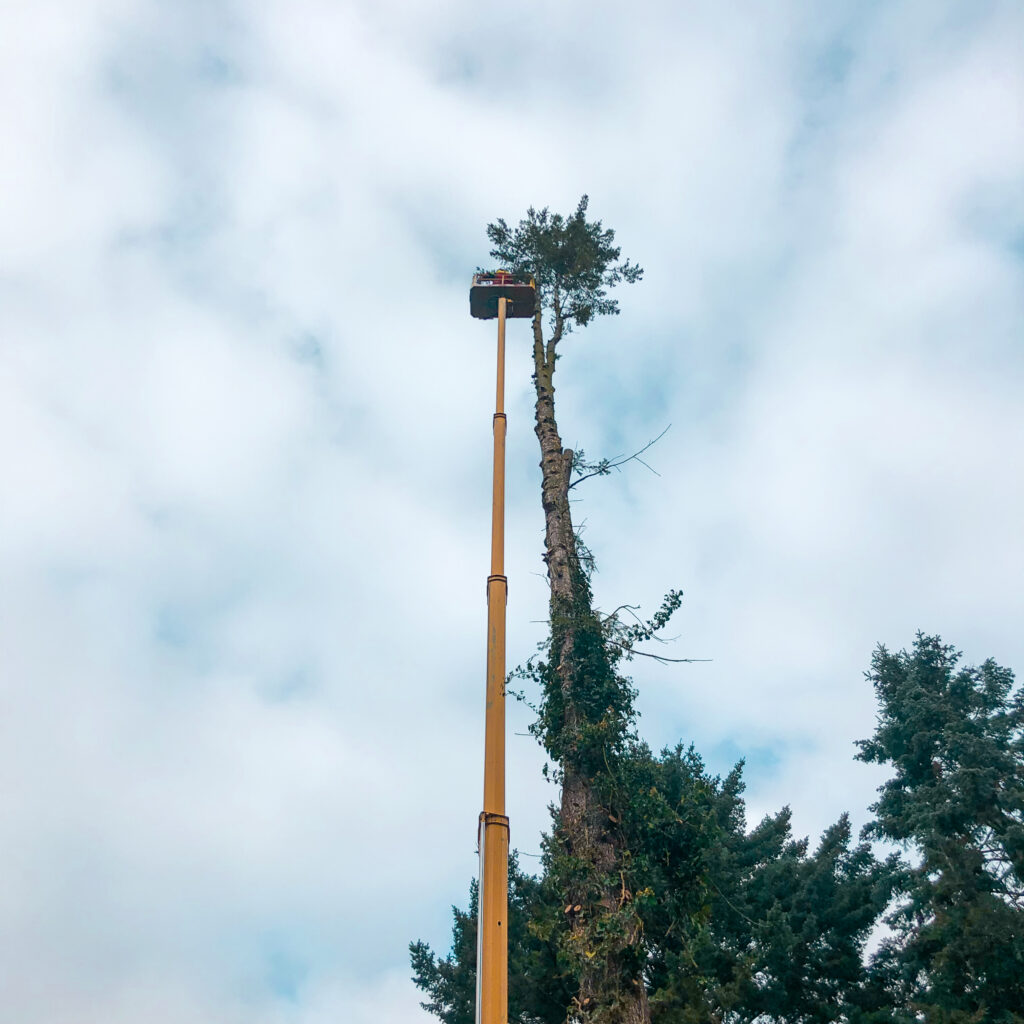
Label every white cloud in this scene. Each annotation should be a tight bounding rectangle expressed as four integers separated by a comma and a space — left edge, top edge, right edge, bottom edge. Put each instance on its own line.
1, 0, 1022, 1019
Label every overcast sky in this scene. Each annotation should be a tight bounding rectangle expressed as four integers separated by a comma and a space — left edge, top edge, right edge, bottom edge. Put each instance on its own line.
2, 1, 1022, 1021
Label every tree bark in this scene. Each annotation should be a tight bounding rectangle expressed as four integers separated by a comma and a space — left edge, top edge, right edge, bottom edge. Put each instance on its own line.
532, 313, 650, 1024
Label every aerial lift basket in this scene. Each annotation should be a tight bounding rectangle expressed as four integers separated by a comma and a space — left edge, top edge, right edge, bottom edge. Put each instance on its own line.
469, 271, 537, 320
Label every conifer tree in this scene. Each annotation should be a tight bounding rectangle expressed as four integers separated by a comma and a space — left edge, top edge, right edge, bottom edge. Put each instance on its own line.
487, 196, 658, 1023
412, 751, 899, 1023
857, 634, 1024, 1022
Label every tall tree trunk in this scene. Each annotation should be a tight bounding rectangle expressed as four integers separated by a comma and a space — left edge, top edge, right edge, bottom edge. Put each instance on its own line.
532, 316, 650, 1024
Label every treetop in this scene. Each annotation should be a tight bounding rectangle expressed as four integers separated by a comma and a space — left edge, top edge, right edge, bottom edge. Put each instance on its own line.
485, 195, 642, 332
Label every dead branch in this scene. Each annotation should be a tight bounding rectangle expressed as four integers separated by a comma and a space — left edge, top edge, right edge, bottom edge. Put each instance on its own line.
604, 635, 711, 665
569, 424, 671, 490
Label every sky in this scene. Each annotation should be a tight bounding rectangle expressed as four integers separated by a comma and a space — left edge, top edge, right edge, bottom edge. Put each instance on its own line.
1, 1, 1022, 1021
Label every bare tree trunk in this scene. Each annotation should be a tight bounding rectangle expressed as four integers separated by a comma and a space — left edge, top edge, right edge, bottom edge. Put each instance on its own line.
531, 314, 650, 1024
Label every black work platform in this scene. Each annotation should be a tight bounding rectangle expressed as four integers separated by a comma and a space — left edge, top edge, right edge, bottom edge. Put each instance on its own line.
470, 271, 537, 320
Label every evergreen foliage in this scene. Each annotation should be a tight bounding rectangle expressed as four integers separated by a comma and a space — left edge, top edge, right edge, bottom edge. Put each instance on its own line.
412, 753, 900, 1023
485, 195, 642, 331
410, 854, 572, 1024
857, 634, 1024, 1022
414, 632, 1024, 1022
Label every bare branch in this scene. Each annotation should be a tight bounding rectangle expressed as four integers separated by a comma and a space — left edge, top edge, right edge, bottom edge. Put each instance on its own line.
603, 635, 710, 665
600, 603, 642, 625
570, 424, 671, 490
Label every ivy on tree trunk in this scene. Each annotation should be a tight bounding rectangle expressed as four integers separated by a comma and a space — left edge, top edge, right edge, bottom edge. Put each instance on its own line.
491, 198, 653, 1023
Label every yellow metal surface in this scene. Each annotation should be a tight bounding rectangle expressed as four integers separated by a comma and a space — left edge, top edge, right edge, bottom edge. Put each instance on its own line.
483, 573, 507, 814
477, 812, 509, 1024
477, 295, 509, 1024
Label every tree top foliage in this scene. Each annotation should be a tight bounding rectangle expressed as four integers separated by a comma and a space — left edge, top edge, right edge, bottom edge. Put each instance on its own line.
486, 195, 643, 332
